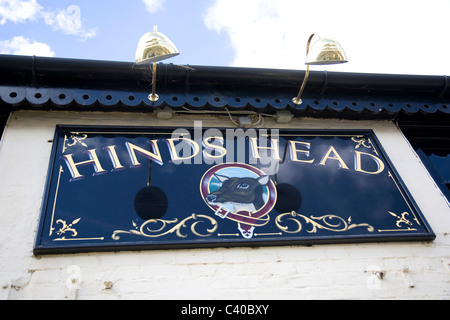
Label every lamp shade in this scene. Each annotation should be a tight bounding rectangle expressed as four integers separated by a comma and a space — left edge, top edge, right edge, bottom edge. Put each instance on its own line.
135, 30, 179, 65
293, 34, 348, 105
306, 37, 347, 65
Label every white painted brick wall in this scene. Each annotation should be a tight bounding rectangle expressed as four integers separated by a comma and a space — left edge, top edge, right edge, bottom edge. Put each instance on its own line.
0, 111, 449, 300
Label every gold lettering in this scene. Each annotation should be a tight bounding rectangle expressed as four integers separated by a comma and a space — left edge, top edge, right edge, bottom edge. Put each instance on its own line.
289, 141, 315, 163
319, 146, 349, 169
249, 137, 281, 160
62, 149, 107, 181
104, 145, 125, 171
354, 151, 385, 175
166, 137, 200, 162
203, 136, 227, 160
125, 140, 163, 167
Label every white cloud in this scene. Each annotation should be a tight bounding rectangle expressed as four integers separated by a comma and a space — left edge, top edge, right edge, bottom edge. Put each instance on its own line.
142, 0, 165, 13
0, 0, 42, 24
42, 5, 97, 41
0, 36, 54, 56
204, 0, 450, 75
0, 1, 97, 41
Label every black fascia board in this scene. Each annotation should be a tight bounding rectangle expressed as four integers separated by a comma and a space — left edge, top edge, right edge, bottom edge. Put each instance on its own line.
0, 54, 449, 119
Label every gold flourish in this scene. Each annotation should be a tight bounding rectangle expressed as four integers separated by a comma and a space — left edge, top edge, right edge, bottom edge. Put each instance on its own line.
112, 214, 218, 240
63, 133, 88, 152
388, 211, 413, 228
351, 137, 372, 150
275, 211, 374, 234
56, 218, 81, 237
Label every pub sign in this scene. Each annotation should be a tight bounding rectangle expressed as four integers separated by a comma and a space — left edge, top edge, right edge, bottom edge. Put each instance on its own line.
34, 124, 435, 254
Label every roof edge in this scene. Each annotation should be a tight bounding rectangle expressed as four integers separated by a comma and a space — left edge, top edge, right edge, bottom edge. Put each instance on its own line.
0, 54, 448, 96
0, 55, 448, 120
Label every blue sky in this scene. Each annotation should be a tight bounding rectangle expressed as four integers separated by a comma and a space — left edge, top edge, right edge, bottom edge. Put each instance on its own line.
0, 0, 233, 66
1, 0, 450, 75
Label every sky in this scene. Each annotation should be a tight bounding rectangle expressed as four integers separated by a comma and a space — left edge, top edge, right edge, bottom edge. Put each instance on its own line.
0, 0, 449, 76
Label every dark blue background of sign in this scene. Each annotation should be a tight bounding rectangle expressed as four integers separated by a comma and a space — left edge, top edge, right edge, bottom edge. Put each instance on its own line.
34, 126, 434, 254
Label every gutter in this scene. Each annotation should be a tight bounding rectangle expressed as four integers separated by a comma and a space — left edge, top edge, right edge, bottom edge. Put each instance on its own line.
0, 54, 449, 119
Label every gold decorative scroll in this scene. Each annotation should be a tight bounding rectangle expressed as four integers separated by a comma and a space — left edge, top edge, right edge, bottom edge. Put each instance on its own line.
56, 218, 81, 237
275, 211, 375, 234
112, 214, 218, 240
63, 133, 88, 152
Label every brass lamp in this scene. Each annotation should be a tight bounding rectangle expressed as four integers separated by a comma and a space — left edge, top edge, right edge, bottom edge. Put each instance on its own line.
135, 26, 179, 102
292, 34, 347, 105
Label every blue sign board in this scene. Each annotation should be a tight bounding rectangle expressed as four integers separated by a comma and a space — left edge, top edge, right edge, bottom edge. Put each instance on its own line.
34, 125, 435, 254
